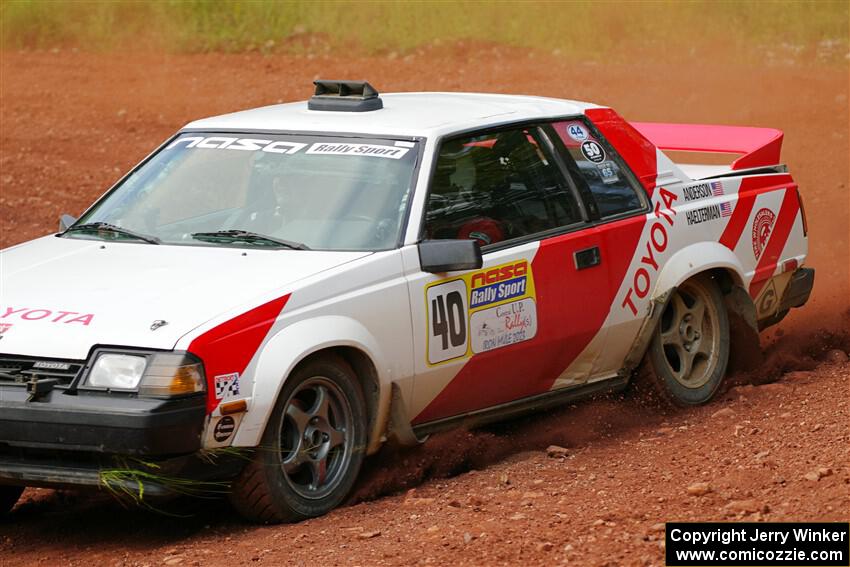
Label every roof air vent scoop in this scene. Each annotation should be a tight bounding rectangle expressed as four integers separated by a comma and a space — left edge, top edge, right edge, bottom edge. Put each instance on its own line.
308, 80, 383, 112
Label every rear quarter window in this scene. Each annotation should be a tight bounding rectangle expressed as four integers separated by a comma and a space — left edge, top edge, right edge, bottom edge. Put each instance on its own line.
551, 120, 644, 218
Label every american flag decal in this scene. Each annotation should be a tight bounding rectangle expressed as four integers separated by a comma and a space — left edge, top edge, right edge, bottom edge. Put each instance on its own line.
720, 201, 733, 217
710, 181, 724, 196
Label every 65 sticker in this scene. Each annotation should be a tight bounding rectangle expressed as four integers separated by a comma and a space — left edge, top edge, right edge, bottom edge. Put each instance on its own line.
425, 259, 537, 365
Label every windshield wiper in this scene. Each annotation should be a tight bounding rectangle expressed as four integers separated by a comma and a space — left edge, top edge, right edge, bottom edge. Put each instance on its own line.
191, 230, 309, 250
63, 222, 161, 244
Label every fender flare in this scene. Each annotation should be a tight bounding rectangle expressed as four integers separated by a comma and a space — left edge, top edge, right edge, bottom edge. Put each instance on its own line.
654, 242, 746, 298
621, 242, 757, 375
231, 315, 392, 454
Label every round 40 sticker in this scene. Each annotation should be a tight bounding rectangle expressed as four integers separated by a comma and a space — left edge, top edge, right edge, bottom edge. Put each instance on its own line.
581, 140, 606, 164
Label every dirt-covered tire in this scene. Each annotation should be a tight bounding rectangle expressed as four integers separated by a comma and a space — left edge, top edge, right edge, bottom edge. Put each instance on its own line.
643, 275, 730, 406
229, 354, 367, 524
0, 486, 24, 517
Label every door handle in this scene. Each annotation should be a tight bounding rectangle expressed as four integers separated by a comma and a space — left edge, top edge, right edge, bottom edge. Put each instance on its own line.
574, 246, 601, 270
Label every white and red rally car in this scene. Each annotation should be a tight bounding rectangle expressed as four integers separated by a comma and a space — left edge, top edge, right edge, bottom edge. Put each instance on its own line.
0, 81, 813, 522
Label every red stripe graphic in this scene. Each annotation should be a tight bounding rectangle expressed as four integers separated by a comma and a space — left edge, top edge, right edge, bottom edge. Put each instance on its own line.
188, 295, 290, 413
719, 193, 756, 250
413, 216, 646, 424
586, 108, 658, 196
748, 190, 800, 298
719, 175, 794, 252
414, 111, 658, 424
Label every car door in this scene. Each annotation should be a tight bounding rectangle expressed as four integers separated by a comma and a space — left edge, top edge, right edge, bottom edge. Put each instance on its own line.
405, 124, 618, 426
546, 118, 655, 379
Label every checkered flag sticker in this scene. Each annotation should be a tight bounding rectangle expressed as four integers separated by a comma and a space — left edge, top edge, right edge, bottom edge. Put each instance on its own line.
214, 372, 240, 400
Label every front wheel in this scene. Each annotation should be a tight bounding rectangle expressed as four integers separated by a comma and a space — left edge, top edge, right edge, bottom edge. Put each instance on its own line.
644, 275, 730, 406
229, 354, 367, 523
0, 486, 24, 517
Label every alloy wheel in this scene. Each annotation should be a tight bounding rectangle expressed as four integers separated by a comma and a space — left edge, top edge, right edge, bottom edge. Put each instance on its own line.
279, 377, 354, 500
657, 280, 722, 389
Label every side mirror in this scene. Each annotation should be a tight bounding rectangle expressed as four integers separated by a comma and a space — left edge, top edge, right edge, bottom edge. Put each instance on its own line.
418, 239, 482, 273
59, 214, 77, 232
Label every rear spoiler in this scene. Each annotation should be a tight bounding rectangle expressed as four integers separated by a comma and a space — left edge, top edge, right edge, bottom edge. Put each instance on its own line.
630, 122, 783, 171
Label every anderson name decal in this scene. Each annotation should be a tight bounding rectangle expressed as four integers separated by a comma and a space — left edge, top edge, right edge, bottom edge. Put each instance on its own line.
1, 306, 94, 326
682, 181, 724, 202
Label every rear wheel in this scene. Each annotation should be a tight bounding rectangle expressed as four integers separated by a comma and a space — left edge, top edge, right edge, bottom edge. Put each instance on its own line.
644, 275, 730, 406
229, 355, 367, 523
0, 486, 23, 517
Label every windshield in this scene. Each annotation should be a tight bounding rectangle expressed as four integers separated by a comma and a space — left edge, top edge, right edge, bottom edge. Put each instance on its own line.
69, 133, 420, 250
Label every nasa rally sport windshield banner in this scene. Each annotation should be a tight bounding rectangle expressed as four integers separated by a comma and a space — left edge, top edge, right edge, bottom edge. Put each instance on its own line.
165, 135, 413, 159
666, 522, 849, 566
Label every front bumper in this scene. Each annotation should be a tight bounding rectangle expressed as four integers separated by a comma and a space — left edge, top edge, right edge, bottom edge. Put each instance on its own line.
0, 387, 206, 455
0, 382, 213, 492
0, 447, 245, 496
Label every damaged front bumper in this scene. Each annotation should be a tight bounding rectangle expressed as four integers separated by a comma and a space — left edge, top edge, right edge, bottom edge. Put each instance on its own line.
0, 381, 239, 496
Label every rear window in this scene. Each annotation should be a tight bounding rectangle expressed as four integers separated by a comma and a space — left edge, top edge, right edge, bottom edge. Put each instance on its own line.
552, 120, 643, 218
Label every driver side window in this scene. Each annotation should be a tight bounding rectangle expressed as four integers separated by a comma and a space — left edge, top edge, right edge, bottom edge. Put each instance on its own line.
423, 126, 581, 248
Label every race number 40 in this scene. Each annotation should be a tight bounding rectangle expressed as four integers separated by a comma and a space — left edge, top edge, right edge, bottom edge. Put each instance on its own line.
426, 279, 469, 364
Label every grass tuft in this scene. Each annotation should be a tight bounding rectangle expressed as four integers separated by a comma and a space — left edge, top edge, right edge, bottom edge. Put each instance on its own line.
98, 457, 231, 515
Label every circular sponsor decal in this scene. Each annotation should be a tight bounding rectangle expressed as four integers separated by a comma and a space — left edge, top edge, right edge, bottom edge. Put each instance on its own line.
213, 415, 236, 442
580, 140, 606, 164
566, 123, 589, 142
751, 208, 776, 259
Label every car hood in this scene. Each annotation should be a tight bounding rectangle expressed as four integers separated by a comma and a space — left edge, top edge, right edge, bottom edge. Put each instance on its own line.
0, 235, 370, 360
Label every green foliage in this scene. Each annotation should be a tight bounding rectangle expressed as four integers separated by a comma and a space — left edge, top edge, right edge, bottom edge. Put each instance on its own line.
98, 456, 230, 514
197, 446, 251, 465
1, 0, 847, 59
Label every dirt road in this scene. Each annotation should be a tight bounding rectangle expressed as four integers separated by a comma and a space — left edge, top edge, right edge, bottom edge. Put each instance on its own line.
1, 46, 848, 566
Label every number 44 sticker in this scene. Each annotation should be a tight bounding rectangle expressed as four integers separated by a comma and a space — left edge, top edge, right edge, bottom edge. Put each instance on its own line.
426, 279, 469, 364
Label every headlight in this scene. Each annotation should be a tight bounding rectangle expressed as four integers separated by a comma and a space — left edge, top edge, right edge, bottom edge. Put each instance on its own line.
84, 351, 205, 397
88, 354, 147, 389
139, 353, 204, 397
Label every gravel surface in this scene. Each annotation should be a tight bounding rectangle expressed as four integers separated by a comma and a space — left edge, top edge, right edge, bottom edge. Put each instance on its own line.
1, 46, 847, 566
